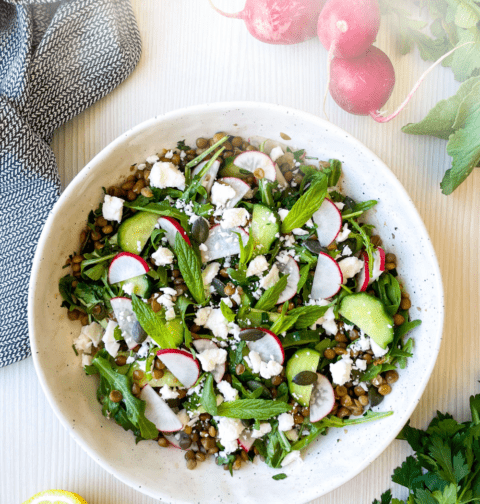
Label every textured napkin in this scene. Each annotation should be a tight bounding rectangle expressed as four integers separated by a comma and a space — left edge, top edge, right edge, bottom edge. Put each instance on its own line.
0, 0, 141, 367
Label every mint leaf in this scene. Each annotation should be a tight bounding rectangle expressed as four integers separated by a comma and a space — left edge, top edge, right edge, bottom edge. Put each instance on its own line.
174, 233, 205, 304
123, 202, 190, 230
220, 300, 235, 323
200, 373, 218, 416
131, 294, 178, 348
216, 399, 292, 420
288, 305, 329, 329
272, 473, 287, 481
176, 296, 194, 348
281, 177, 328, 234
442, 98, 480, 194
402, 76, 480, 140
254, 275, 288, 311
92, 352, 158, 440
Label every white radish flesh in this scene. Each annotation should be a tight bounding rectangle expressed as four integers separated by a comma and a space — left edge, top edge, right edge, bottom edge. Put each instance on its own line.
277, 257, 300, 305
140, 384, 183, 433
356, 252, 370, 292
245, 328, 285, 364
110, 297, 146, 348
369, 247, 386, 285
233, 151, 276, 181
238, 430, 255, 452
218, 177, 251, 208
108, 252, 149, 284
157, 217, 191, 247
201, 225, 248, 262
312, 198, 343, 247
156, 349, 200, 389
309, 374, 335, 422
311, 252, 343, 299
192, 159, 221, 194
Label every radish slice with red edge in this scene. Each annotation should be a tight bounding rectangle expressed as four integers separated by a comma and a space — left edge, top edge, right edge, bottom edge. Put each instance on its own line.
244, 328, 285, 364
192, 159, 221, 194
369, 247, 386, 285
312, 198, 342, 247
356, 251, 370, 292
192, 339, 225, 383
140, 384, 183, 433
218, 177, 251, 209
311, 252, 343, 299
309, 373, 335, 423
108, 252, 149, 284
233, 151, 276, 182
238, 430, 255, 452
201, 224, 248, 262
156, 349, 200, 389
157, 217, 191, 247
110, 297, 146, 348
276, 257, 300, 305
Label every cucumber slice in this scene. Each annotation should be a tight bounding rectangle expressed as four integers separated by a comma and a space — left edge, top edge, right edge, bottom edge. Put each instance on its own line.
339, 293, 394, 349
119, 273, 153, 298
218, 160, 250, 180
250, 204, 279, 257
118, 211, 158, 254
286, 348, 321, 407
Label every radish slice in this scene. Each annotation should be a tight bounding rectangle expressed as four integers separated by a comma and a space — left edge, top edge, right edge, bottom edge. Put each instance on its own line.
276, 257, 300, 304
162, 433, 181, 449
245, 328, 285, 364
140, 384, 183, 433
157, 217, 191, 247
193, 339, 225, 383
369, 247, 386, 285
201, 224, 248, 262
218, 177, 251, 208
356, 252, 370, 292
110, 297, 146, 348
309, 373, 335, 423
233, 151, 276, 181
238, 430, 255, 452
311, 252, 343, 299
192, 159, 221, 194
312, 198, 343, 247
156, 349, 200, 389
108, 252, 150, 284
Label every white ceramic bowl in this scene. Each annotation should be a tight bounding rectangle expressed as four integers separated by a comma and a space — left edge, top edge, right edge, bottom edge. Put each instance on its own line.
29, 102, 444, 504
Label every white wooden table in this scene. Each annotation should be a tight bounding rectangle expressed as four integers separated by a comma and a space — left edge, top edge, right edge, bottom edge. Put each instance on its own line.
2, 1, 479, 503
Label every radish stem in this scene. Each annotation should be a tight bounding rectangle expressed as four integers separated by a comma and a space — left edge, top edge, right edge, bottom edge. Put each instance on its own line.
370, 41, 474, 123
208, 0, 243, 19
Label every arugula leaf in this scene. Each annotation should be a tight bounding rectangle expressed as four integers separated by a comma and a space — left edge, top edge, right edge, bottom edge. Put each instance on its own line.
131, 294, 178, 348
281, 177, 328, 234
174, 233, 205, 304
200, 373, 218, 416
216, 399, 292, 420
254, 275, 289, 311
92, 351, 158, 440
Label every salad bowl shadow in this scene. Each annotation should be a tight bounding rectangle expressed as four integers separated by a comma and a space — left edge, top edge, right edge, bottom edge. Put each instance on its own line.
29, 102, 444, 504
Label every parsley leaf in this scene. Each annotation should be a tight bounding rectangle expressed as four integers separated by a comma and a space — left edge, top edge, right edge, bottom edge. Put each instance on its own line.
174, 233, 205, 304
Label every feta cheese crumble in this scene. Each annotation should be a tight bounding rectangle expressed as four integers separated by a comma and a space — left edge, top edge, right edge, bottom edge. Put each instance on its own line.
217, 380, 239, 402
211, 182, 236, 207
102, 195, 124, 223
151, 247, 174, 266
338, 257, 364, 282
330, 355, 353, 386
278, 413, 294, 432
160, 385, 179, 400
221, 208, 249, 229
260, 264, 280, 289
246, 255, 269, 277
251, 422, 272, 439
216, 417, 245, 455
149, 161, 186, 190
197, 348, 228, 372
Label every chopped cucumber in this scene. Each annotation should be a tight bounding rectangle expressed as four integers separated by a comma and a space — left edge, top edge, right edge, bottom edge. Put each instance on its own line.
119, 273, 153, 298
250, 204, 279, 257
118, 211, 158, 254
286, 348, 321, 407
218, 160, 250, 180
339, 293, 394, 349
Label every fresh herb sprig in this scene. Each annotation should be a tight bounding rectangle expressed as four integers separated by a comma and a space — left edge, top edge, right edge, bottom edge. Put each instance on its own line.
373, 393, 480, 504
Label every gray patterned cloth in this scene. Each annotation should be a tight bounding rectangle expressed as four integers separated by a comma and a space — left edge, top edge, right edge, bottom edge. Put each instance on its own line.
0, 0, 141, 367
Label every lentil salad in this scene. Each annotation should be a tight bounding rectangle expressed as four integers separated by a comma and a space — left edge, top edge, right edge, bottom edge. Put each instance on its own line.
59, 132, 421, 474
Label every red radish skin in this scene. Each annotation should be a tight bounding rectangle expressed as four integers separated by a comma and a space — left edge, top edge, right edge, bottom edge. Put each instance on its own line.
209, 0, 326, 45
243, 328, 285, 364
108, 252, 150, 284
318, 0, 380, 58
156, 349, 200, 389
329, 46, 395, 117
356, 252, 370, 292
157, 217, 191, 247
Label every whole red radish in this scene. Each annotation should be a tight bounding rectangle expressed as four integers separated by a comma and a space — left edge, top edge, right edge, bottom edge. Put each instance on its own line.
209, 0, 327, 45
329, 46, 395, 117
317, 0, 380, 58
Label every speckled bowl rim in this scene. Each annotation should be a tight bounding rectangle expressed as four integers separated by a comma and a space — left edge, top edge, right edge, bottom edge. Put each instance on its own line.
29, 101, 444, 504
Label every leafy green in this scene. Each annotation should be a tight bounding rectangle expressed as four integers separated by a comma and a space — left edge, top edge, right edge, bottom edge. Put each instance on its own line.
254, 275, 289, 311
289, 305, 330, 329
131, 294, 178, 348
200, 373, 218, 416
373, 393, 480, 504
92, 351, 158, 440
123, 200, 189, 229
272, 473, 287, 480
372, 274, 402, 317
174, 233, 205, 304
281, 176, 328, 234
220, 300, 236, 322
216, 399, 292, 420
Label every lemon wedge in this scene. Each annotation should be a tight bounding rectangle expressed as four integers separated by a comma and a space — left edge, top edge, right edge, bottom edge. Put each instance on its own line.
23, 489, 88, 504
